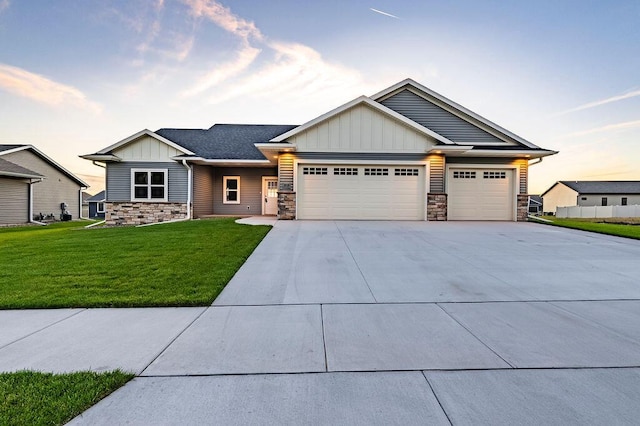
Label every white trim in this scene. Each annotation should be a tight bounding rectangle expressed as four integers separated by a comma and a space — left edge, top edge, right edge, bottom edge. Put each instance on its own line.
96, 202, 105, 213
1, 144, 89, 186
223, 176, 241, 204
261, 176, 278, 215
97, 129, 195, 156
79, 154, 122, 162
371, 78, 541, 149
131, 168, 169, 202
270, 96, 453, 145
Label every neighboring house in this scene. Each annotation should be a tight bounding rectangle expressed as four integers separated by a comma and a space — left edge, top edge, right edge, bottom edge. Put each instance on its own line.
528, 195, 543, 216
542, 181, 640, 215
87, 190, 106, 219
0, 145, 88, 225
81, 79, 556, 225
81, 191, 92, 218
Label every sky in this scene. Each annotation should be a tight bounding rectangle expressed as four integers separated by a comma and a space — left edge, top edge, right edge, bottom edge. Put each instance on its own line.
0, 0, 639, 194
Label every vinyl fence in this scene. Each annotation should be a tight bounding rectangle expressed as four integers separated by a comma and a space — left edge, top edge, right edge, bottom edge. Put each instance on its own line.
556, 205, 640, 218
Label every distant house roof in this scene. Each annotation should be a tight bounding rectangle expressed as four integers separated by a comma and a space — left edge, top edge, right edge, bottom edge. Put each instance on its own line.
155, 124, 298, 160
87, 190, 106, 202
529, 195, 543, 205
0, 144, 88, 187
543, 181, 640, 196
0, 157, 44, 179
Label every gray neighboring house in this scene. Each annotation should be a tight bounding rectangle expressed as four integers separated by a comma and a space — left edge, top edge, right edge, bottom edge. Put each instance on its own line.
81, 79, 557, 225
0, 145, 88, 225
542, 181, 640, 215
87, 190, 106, 219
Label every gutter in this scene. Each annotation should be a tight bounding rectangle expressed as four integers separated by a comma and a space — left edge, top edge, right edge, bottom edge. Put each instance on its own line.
181, 159, 192, 220
28, 178, 47, 226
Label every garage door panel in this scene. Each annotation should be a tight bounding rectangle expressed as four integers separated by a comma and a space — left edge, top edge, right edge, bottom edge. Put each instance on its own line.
448, 168, 514, 221
298, 165, 424, 220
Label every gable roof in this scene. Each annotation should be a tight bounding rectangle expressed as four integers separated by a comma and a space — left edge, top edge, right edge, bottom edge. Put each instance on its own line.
371, 78, 540, 149
87, 190, 106, 202
96, 129, 195, 156
270, 96, 454, 144
558, 181, 640, 195
0, 157, 44, 179
0, 144, 88, 186
158, 124, 297, 160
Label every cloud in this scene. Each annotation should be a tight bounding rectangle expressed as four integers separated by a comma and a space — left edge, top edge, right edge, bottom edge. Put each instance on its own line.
370, 8, 400, 19
559, 88, 640, 115
184, 0, 263, 42
0, 0, 9, 13
565, 119, 640, 138
0, 64, 101, 113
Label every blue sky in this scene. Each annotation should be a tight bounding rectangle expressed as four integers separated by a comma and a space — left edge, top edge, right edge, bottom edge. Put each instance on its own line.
1, 0, 639, 193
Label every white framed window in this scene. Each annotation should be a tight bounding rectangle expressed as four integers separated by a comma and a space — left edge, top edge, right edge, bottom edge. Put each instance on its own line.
97, 202, 105, 213
223, 176, 240, 204
131, 169, 168, 202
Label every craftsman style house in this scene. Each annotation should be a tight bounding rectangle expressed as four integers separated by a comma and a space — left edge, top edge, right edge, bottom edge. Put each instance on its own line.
81, 79, 556, 225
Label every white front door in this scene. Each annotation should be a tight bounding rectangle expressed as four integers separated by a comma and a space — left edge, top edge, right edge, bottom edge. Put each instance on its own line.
262, 177, 278, 215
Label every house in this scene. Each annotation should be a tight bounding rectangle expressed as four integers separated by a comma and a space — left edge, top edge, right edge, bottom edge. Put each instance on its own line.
81, 191, 92, 218
0, 145, 88, 225
528, 195, 543, 216
87, 190, 106, 219
541, 181, 640, 215
81, 79, 556, 225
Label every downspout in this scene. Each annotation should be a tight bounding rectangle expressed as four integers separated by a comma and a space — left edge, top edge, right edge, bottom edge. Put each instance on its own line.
181, 159, 192, 220
28, 178, 47, 226
527, 157, 544, 219
79, 187, 86, 219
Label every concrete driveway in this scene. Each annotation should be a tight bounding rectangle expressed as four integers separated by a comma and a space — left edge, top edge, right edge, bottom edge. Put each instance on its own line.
3, 221, 640, 424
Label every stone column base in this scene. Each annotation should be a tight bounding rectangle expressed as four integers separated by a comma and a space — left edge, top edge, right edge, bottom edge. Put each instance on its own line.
517, 194, 529, 222
105, 202, 187, 226
277, 191, 296, 220
427, 193, 447, 221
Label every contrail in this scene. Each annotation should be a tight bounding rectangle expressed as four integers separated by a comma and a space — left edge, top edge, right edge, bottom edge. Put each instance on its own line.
370, 8, 400, 19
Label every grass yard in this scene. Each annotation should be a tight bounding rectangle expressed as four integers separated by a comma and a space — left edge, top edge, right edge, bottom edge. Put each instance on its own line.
0, 218, 270, 309
0, 370, 133, 425
535, 216, 640, 240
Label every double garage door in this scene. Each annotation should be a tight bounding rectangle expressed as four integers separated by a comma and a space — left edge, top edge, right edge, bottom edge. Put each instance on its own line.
297, 164, 425, 220
296, 164, 515, 221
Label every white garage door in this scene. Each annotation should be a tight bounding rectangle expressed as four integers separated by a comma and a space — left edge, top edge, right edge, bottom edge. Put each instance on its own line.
297, 165, 425, 220
447, 168, 514, 220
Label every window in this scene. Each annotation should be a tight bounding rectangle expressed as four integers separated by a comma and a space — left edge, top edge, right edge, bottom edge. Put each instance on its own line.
395, 168, 419, 176
453, 171, 476, 179
334, 167, 358, 175
483, 171, 506, 179
622, 197, 628, 206
364, 168, 388, 176
131, 169, 167, 201
581, 197, 587, 201
601, 197, 608, 206
303, 167, 327, 175
223, 176, 240, 204
97, 202, 105, 213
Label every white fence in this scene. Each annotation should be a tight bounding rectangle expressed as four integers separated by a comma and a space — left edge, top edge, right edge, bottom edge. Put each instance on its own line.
556, 205, 640, 218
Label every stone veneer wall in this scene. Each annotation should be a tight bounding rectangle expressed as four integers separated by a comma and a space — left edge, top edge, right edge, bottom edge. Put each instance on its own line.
517, 194, 529, 222
277, 191, 296, 220
427, 193, 447, 221
105, 202, 187, 225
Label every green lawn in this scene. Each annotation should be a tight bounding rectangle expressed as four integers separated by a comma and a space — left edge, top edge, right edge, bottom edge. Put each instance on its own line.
534, 216, 640, 239
0, 370, 133, 425
0, 218, 270, 309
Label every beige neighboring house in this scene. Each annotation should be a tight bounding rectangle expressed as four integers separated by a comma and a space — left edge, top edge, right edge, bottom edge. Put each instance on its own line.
0, 145, 88, 225
542, 181, 640, 215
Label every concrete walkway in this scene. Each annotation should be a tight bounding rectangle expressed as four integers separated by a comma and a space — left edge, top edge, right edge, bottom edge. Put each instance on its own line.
2, 222, 640, 424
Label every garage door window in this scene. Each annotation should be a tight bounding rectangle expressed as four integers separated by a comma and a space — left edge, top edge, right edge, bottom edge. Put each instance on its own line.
484, 171, 506, 179
453, 171, 476, 179
303, 167, 327, 175
394, 168, 419, 176
364, 168, 389, 176
334, 167, 358, 175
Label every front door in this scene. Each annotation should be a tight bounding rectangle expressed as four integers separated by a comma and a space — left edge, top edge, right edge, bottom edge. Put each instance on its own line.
262, 177, 278, 215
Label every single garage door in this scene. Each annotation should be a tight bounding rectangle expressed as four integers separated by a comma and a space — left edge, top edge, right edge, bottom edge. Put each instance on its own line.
447, 168, 514, 220
297, 165, 425, 220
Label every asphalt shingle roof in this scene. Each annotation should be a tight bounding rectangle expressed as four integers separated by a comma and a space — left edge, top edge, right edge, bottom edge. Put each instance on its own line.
0, 157, 43, 178
155, 124, 298, 160
87, 190, 106, 202
560, 181, 640, 194
0, 144, 28, 154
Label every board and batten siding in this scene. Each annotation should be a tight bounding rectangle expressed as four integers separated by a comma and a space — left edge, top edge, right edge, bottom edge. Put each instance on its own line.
112, 135, 186, 161
2, 150, 81, 219
192, 165, 215, 217
428, 155, 445, 193
106, 162, 188, 203
0, 178, 28, 224
380, 89, 508, 145
213, 167, 277, 215
288, 104, 437, 153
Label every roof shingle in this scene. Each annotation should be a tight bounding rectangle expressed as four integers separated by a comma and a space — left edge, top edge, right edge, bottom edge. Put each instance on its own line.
560, 181, 640, 194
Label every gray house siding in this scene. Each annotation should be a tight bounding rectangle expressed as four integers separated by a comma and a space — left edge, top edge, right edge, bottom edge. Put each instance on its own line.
0, 178, 28, 224
380, 90, 505, 144
106, 162, 188, 203
278, 154, 295, 191
3, 150, 81, 219
428, 155, 445, 193
193, 165, 215, 217
578, 194, 640, 207
213, 167, 277, 215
